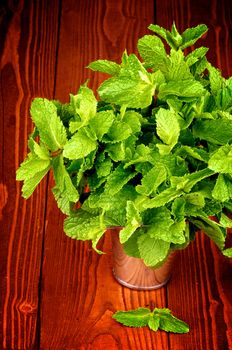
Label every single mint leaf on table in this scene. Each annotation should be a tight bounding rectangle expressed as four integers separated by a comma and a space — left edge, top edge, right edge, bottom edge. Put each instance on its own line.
113, 308, 151, 327
148, 316, 160, 331
30, 98, 67, 152
113, 307, 189, 334
154, 308, 189, 333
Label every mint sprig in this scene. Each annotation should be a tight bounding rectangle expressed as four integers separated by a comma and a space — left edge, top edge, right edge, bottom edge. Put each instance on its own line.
113, 307, 189, 334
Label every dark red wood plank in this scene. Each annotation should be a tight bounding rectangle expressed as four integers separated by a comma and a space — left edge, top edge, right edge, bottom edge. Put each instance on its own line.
38, 1, 169, 349
155, 1, 232, 349
0, 1, 60, 349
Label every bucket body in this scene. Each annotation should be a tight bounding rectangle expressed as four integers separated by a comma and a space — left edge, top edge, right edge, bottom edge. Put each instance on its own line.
111, 228, 176, 290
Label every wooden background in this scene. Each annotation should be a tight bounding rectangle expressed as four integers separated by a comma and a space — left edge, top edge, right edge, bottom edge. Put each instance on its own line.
1, 0, 232, 349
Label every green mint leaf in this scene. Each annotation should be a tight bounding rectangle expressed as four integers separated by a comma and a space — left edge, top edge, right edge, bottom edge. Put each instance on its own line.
119, 201, 142, 243
16, 153, 51, 181
143, 187, 183, 209
122, 110, 141, 133
222, 248, 232, 258
166, 49, 193, 81
170, 168, 215, 193
148, 24, 178, 50
154, 308, 189, 333
212, 174, 232, 202
113, 308, 151, 327
207, 63, 224, 95
170, 23, 183, 47
125, 144, 151, 168
96, 154, 112, 178
138, 235, 170, 267
28, 139, 50, 160
180, 24, 208, 50
87, 59, 120, 75
52, 188, 72, 215
105, 142, 126, 162
113, 307, 189, 334
98, 54, 155, 108
136, 165, 167, 196
20, 166, 50, 199
193, 119, 232, 145
177, 146, 209, 163
143, 207, 173, 234
122, 228, 141, 258
168, 220, 186, 244
186, 47, 209, 67
63, 128, 97, 159
103, 120, 132, 143
172, 197, 186, 222
189, 216, 225, 250
137, 35, 168, 71
104, 164, 136, 195
220, 213, 232, 228
159, 79, 205, 101
209, 145, 232, 174
156, 108, 180, 154
52, 155, 79, 202
89, 110, 114, 140
148, 316, 160, 331
69, 86, 97, 134
64, 210, 106, 253
30, 98, 67, 152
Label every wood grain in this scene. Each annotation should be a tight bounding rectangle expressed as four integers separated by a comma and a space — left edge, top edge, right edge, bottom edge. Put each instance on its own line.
0, 1, 60, 349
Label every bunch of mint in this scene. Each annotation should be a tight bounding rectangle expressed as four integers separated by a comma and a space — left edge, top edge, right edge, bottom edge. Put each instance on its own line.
17, 23, 232, 266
